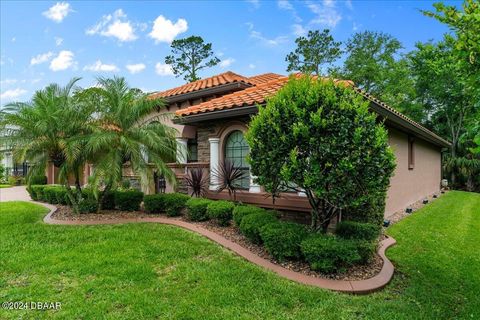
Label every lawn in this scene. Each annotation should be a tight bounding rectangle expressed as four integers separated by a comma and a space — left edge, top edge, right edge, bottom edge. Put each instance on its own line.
0, 184, 12, 188
0, 191, 479, 319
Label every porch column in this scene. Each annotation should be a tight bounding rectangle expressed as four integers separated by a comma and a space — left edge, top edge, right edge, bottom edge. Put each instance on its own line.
208, 137, 220, 190
249, 175, 261, 193
176, 137, 188, 164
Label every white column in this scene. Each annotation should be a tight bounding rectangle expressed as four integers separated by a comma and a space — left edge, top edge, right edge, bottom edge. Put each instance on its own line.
209, 137, 220, 190
176, 137, 188, 164
249, 175, 261, 193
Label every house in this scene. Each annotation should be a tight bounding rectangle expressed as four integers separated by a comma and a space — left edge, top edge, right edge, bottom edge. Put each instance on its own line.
141, 71, 450, 219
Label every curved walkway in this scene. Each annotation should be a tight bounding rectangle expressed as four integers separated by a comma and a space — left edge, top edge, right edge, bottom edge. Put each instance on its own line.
38, 202, 396, 294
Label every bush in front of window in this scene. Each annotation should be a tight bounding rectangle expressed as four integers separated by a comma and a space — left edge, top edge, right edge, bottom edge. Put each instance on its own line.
232, 205, 267, 226
114, 190, 144, 211
207, 200, 235, 226
185, 198, 214, 221
335, 221, 381, 241
260, 221, 310, 261
239, 211, 278, 244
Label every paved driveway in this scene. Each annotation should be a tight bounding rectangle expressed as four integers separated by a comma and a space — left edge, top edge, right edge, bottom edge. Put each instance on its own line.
0, 186, 31, 202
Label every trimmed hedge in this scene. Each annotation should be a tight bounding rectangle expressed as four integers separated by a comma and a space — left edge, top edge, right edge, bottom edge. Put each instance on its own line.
185, 198, 214, 221
207, 200, 235, 226
301, 234, 361, 273
336, 221, 380, 241
239, 212, 277, 244
78, 199, 98, 214
43, 186, 62, 204
144, 194, 167, 213
29, 175, 47, 185
31, 185, 47, 201
55, 188, 70, 205
144, 193, 190, 216
233, 205, 266, 226
114, 190, 144, 211
355, 240, 377, 264
260, 221, 309, 261
100, 191, 116, 210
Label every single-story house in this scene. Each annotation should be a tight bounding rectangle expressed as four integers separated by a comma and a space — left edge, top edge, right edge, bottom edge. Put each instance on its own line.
43, 71, 450, 220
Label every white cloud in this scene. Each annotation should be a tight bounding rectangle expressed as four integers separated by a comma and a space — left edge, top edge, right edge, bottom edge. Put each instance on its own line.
126, 63, 146, 74
155, 62, 174, 76
0, 79, 18, 85
246, 0, 260, 9
1, 88, 27, 100
248, 63, 256, 69
86, 9, 137, 42
292, 24, 307, 37
43, 2, 72, 23
49, 50, 75, 71
30, 52, 54, 65
278, 0, 302, 22
149, 15, 188, 44
345, 0, 353, 10
84, 60, 119, 72
11, 37, 16, 42
246, 22, 288, 46
219, 58, 235, 69
307, 0, 342, 28
55, 37, 63, 46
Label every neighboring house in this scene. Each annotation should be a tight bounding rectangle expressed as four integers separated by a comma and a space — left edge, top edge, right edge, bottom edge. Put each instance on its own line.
0, 128, 29, 180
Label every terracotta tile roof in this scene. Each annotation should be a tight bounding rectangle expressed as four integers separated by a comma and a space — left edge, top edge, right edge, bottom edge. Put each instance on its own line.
247, 73, 284, 85
149, 71, 254, 99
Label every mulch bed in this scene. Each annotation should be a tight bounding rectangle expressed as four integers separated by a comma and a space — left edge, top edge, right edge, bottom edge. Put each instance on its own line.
51, 205, 383, 281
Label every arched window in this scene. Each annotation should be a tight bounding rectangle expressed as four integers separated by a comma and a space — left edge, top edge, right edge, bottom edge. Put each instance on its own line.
224, 130, 250, 189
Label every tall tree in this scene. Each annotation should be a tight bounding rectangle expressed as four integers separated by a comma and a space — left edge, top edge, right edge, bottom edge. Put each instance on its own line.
286, 29, 342, 76
165, 36, 220, 82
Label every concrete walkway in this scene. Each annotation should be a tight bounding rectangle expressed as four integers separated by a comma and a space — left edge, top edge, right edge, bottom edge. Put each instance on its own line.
0, 186, 31, 202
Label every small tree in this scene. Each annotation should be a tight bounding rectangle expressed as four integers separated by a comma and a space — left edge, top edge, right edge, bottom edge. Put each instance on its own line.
165, 35, 220, 82
246, 76, 396, 232
286, 29, 342, 76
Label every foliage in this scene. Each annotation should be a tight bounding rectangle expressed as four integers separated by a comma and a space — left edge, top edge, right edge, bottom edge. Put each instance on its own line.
114, 190, 144, 211
43, 186, 63, 204
239, 211, 277, 244
163, 193, 190, 216
55, 188, 70, 205
28, 175, 47, 185
336, 221, 380, 241
260, 221, 309, 261
355, 240, 377, 264
99, 190, 116, 210
301, 234, 361, 273
207, 200, 235, 226
184, 168, 209, 197
246, 77, 396, 232
286, 29, 342, 76
31, 185, 46, 201
164, 35, 220, 82
211, 160, 248, 201
78, 199, 99, 214
185, 197, 213, 221
144, 194, 167, 213
232, 205, 266, 226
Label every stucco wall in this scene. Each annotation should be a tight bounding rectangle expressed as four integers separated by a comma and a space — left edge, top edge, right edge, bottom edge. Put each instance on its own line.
385, 127, 442, 217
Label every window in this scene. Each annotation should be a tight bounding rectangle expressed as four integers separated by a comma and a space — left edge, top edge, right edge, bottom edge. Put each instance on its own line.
187, 134, 198, 163
408, 137, 415, 170
224, 130, 250, 189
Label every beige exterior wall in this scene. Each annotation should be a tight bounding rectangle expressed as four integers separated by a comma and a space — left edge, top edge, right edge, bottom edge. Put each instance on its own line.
385, 127, 442, 217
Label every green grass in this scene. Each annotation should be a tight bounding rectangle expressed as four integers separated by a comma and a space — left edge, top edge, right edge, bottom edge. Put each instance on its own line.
0, 191, 479, 319
0, 184, 12, 188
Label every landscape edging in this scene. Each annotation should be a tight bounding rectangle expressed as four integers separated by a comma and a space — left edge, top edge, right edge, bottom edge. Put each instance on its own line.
39, 201, 396, 294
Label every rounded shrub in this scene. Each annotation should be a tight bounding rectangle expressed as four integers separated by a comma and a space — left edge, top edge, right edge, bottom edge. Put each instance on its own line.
100, 191, 116, 210
144, 194, 167, 213
232, 205, 266, 226
55, 188, 70, 205
301, 234, 361, 273
336, 221, 380, 241
78, 199, 98, 214
239, 211, 277, 244
185, 198, 213, 221
43, 186, 62, 204
164, 193, 190, 216
26, 185, 37, 200
114, 190, 144, 211
28, 175, 47, 185
207, 200, 235, 226
260, 221, 310, 261
354, 240, 377, 264
31, 185, 47, 201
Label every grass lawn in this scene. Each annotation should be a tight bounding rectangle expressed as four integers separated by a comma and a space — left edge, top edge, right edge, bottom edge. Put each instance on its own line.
0, 191, 479, 319
0, 184, 12, 188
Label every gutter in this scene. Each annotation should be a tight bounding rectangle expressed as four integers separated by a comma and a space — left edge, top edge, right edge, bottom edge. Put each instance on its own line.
173, 105, 258, 124
160, 82, 252, 104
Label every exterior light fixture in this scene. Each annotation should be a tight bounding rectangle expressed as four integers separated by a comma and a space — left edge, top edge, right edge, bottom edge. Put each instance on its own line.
383, 220, 390, 227
406, 207, 413, 214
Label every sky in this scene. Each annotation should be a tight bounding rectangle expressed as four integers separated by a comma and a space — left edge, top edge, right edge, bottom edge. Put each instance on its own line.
0, 0, 458, 105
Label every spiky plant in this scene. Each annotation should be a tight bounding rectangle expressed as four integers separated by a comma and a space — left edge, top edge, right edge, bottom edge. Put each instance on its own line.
211, 160, 247, 201
184, 167, 209, 197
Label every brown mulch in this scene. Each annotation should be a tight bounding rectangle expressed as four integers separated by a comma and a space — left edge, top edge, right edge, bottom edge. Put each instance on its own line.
51, 206, 383, 281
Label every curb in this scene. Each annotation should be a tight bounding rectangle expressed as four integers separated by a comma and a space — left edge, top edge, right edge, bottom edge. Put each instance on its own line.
39, 202, 396, 294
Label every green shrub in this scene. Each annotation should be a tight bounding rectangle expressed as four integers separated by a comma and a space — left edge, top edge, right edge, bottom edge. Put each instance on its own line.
114, 190, 144, 211
354, 240, 377, 264
164, 193, 190, 216
26, 185, 36, 200
260, 221, 309, 261
82, 188, 95, 201
100, 191, 115, 210
78, 199, 98, 214
185, 198, 214, 221
233, 205, 266, 226
336, 221, 380, 241
31, 185, 47, 201
55, 188, 70, 205
144, 194, 167, 213
301, 234, 361, 273
28, 175, 47, 185
43, 186, 62, 204
239, 212, 277, 244
207, 200, 235, 226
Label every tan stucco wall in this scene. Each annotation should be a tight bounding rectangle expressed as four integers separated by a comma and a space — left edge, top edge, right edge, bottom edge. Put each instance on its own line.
385, 127, 442, 217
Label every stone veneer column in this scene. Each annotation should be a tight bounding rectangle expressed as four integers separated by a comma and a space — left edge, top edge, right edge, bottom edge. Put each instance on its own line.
249, 175, 261, 193
208, 137, 220, 190
176, 137, 188, 164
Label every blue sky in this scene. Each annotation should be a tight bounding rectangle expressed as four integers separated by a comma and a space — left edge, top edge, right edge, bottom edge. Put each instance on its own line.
0, 0, 457, 105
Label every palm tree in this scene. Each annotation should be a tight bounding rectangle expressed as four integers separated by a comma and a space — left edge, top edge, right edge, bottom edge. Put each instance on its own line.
0, 78, 92, 212
84, 76, 177, 207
